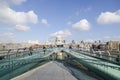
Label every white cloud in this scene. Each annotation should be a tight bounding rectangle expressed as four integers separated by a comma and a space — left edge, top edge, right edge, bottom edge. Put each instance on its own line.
0, 32, 15, 42
3, 32, 14, 38
104, 36, 111, 39
11, 0, 27, 5
0, 0, 27, 7
113, 36, 120, 39
72, 19, 91, 31
15, 25, 30, 31
85, 39, 94, 42
75, 7, 91, 16
97, 9, 120, 24
0, 0, 38, 32
103, 36, 120, 41
41, 19, 49, 26
0, 8, 38, 25
50, 30, 72, 38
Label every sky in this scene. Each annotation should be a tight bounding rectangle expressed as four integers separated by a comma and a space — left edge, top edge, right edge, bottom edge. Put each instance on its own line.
0, 0, 120, 43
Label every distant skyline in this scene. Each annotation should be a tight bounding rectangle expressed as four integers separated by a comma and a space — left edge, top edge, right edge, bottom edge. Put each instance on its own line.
0, 0, 120, 43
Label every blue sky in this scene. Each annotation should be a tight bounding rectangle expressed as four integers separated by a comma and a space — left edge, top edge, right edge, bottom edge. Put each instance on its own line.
0, 0, 120, 43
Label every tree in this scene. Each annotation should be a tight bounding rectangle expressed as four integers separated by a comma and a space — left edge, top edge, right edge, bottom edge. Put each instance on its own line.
3, 45, 5, 50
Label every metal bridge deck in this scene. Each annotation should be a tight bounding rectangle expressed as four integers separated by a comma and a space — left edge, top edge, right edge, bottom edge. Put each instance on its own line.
0, 48, 120, 80
11, 61, 77, 80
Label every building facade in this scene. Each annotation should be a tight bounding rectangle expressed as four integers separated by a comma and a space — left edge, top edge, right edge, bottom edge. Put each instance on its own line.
107, 41, 120, 51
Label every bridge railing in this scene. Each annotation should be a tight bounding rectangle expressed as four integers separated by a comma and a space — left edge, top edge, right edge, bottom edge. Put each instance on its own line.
0, 48, 54, 78
62, 48, 120, 80
0, 57, 48, 80
70, 49, 120, 65
0, 47, 53, 60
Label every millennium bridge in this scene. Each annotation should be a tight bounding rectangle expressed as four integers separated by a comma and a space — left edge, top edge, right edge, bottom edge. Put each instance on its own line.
0, 47, 120, 80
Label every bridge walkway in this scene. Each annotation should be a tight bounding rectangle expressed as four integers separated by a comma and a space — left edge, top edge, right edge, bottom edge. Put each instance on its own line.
11, 61, 78, 80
